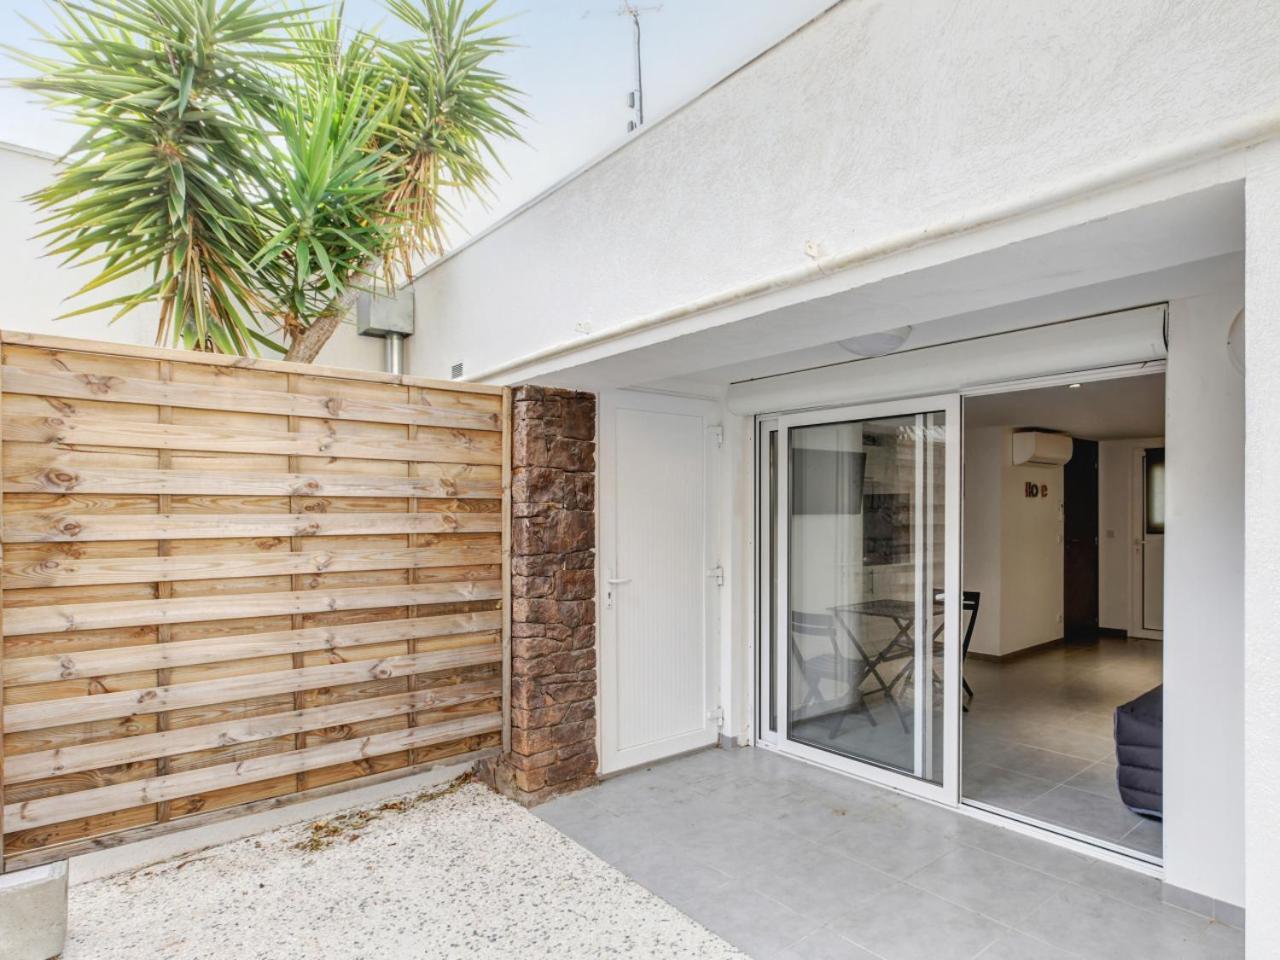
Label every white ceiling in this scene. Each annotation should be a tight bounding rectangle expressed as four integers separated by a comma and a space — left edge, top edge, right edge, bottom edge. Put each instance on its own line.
964, 373, 1166, 440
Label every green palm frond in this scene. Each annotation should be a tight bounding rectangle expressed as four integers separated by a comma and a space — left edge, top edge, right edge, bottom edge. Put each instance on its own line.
9, 0, 523, 359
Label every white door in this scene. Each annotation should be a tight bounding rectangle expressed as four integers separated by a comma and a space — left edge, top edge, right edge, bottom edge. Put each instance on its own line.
599, 390, 721, 773
773, 394, 961, 804
1132, 446, 1165, 637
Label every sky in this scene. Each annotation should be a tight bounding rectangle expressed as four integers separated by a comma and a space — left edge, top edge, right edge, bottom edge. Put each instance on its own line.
0, 0, 835, 244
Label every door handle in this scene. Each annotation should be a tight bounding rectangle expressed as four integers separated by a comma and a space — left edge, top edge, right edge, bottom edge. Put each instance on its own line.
606, 577, 632, 585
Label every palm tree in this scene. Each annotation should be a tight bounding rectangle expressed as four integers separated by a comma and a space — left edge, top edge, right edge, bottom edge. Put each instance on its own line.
11, 0, 522, 359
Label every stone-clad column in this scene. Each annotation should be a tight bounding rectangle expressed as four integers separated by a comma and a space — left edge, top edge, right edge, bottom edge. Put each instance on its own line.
482, 386, 598, 804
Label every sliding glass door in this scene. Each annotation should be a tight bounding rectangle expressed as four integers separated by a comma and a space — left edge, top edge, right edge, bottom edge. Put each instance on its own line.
770, 395, 960, 801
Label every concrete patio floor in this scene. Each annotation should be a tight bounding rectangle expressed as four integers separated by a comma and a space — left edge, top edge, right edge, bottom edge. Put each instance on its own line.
535, 747, 1243, 960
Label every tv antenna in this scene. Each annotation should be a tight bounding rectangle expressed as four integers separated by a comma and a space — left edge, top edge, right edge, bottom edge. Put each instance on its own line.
583, 2, 663, 132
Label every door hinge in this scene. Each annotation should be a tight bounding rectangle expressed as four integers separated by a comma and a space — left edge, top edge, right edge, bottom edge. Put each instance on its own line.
709, 425, 724, 448
708, 563, 724, 587
707, 706, 725, 728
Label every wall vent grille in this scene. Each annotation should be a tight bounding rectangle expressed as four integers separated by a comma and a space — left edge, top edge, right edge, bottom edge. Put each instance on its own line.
450, 361, 464, 380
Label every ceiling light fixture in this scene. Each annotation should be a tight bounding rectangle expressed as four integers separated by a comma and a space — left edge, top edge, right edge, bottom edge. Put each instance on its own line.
837, 325, 913, 358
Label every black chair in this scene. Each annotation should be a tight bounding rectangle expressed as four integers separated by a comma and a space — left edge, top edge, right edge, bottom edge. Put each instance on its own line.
791, 611, 878, 736
961, 591, 980, 711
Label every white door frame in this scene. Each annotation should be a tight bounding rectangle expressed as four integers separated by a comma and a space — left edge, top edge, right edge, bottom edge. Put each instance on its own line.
755, 416, 780, 748
773, 393, 962, 806
598, 389, 722, 774
1130, 444, 1165, 639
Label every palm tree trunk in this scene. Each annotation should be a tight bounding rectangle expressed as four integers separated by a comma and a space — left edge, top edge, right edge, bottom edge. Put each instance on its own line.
283, 285, 362, 363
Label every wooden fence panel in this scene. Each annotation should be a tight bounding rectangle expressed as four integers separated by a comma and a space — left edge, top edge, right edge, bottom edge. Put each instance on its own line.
0, 332, 511, 869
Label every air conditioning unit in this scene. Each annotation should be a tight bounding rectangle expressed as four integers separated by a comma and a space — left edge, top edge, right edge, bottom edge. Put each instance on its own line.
1011, 431, 1073, 468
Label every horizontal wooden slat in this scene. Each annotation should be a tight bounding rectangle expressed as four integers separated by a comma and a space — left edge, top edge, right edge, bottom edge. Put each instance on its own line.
3, 366, 502, 432
4, 414, 502, 466
2, 746, 501, 871
5, 610, 502, 685
4, 642, 501, 732
4, 544, 502, 589
0, 331, 504, 396
3, 712, 502, 830
5, 580, 501, 636
4, 510, 501, 544
3, 464, 501, 499
4, 679, 500, 784
0, 332, 512, 865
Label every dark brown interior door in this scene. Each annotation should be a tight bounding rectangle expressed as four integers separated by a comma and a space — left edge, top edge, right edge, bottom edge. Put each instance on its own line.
1063, 437, 1100, 644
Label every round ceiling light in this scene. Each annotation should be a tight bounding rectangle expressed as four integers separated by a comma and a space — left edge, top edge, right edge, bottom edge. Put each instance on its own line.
837, 325, 913, 358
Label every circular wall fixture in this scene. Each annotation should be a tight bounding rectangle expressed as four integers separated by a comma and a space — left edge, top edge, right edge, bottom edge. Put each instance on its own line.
837, 325, 913, 358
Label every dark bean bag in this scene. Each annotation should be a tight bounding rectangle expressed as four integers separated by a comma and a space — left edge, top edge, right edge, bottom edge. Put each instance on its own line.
1114, 684, 1162, 818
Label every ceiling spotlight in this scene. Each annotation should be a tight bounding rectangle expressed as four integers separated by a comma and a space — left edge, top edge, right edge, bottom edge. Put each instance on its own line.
838, 325, 913, 358
1068, 383, 1082, 390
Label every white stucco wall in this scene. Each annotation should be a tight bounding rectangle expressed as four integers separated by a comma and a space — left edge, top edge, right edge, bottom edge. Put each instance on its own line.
0, 143, 159, 345
1244, 141, 1280, 957
411, 0, 1280, 382
0, 142, 382, 371
1163, 290, 1245, 911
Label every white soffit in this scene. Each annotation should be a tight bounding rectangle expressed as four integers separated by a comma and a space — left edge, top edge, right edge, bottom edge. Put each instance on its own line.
537, 182, 1240, 393
724, 305, 1167, 416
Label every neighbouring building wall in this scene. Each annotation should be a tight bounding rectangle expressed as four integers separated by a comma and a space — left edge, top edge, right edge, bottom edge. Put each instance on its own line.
0, 143, 158, 345
1164, 288, 1245, 911
410, 0, 1280, 381
482, 386, 599, 805
0, 142, 382, 373
962, 427, 1063, 657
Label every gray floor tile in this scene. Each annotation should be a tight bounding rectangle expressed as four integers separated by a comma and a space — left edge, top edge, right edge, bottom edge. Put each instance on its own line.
782, 926, 882, 960
976, 930, 1084, 959
1015, 785, 1144, 841
963, 762, 1057, 808
828, 807, 963, 879
950, 818, 1095, 884
906, 846, 1067, 926
768, 850, 898, 921
1120, 816, 1163, 857
834, 884, 1008, 960
1062, 761, 1120, 800
678, 886, 823, 959
1076, 859, 1202, 927
1014, 884, 1228, 960
613, 843, 734, 907
983, 744, 1094, 783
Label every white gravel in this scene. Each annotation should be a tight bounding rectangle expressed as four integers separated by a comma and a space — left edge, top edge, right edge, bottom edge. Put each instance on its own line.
65, 780, 744, 960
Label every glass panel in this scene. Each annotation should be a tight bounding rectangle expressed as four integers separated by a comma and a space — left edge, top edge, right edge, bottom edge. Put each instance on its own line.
1145, 448, 1165, 535
787, 411, 946, 783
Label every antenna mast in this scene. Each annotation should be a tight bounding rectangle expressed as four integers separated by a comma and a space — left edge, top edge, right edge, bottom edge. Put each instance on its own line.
619, 2, 662, 132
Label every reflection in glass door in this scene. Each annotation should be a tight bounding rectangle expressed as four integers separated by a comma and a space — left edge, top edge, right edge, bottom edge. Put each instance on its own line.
775, 397, 959, 797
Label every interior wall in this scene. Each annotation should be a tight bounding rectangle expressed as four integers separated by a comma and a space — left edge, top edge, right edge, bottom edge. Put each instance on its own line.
961, 426, 1064, 657
1163, 288, 1245, 909
962, 427, 1003, 657
1001, 444, 1065, 656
